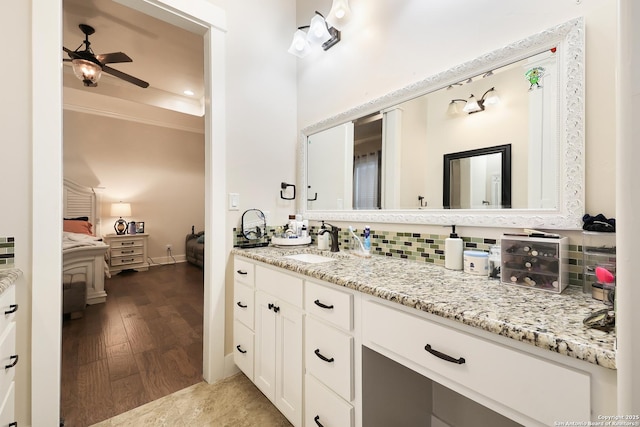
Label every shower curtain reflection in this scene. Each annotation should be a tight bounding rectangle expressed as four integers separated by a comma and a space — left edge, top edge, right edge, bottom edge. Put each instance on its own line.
353, 151, 381, 209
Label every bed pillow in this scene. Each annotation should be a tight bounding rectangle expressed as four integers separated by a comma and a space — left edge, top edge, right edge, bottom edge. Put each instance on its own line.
63, 220, 93, 235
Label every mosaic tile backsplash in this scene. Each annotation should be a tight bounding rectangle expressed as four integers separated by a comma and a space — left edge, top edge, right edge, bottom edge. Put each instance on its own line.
233, 227, 587, 287
0, 237, 15, 269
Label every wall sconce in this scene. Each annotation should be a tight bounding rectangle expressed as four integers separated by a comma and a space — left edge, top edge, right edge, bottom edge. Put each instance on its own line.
289, 1, 350, 58
110, 202, 132, 235
448, 87, 500, 115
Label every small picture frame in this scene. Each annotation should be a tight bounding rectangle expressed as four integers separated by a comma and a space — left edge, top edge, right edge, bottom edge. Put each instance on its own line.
136, 222, 145, 233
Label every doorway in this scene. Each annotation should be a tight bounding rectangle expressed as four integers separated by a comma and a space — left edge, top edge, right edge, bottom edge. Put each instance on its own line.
32, 0, 227, 424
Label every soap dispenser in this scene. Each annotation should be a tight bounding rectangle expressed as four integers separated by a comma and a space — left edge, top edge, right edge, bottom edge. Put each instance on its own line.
445, 225, 463, 270
317, 221, 330, 251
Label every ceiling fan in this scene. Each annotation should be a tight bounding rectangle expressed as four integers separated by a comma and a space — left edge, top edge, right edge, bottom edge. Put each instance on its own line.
63, 23, 149, 88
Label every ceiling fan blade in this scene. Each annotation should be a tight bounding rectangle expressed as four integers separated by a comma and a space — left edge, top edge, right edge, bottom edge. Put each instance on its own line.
96, 52, 132, 65
103, 65, 149, 88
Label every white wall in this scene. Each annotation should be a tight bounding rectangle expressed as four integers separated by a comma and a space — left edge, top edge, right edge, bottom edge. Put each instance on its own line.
0, 1, 32, 424
63, 109, 205, 261
223, 0, 298, 353
296, 0, 617, 221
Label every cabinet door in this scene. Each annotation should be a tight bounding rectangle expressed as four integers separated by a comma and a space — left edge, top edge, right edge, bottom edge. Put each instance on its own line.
274, 301, 303, 427
254, 291, 277, 401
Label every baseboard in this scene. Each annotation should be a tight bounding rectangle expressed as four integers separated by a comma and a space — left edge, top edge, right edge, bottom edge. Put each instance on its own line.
224, 353, 240, 378
431, 414, 452, 427
148, 255, 187, 266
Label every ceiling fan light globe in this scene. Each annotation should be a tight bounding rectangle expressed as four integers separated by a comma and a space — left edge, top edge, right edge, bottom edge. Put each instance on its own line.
72, 58, 102, 85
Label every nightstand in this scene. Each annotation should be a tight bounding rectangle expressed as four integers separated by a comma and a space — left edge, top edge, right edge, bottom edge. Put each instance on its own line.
103, 233, 150, 275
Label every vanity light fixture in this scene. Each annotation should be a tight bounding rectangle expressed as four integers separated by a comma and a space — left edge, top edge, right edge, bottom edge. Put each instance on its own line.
449, 87, 500, 115
288, 10, 343, 58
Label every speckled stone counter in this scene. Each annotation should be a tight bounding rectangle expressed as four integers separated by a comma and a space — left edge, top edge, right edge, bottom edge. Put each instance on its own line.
232, 246, 616, 370
0, 269, 21, 295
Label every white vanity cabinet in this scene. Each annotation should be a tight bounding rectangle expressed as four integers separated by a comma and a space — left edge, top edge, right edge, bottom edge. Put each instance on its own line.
362, 297, 615, 427
254, 265, 303, 427
0, 285, 18, 426
233, 258, 255, 380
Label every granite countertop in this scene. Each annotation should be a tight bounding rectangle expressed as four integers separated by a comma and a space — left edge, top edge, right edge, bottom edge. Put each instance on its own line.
232, 246, 616, 370
0, 269, 22, 295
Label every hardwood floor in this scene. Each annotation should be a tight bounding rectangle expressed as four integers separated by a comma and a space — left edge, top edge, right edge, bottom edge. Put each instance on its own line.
61, 262, 204, 427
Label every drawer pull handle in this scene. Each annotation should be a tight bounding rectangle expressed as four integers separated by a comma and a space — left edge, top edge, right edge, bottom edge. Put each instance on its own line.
122, 242, 135, 246
236, 345, 247, 354
314, 415, 324, 427
268, 303, 280, 313
314, 349, 334, 363
4, 304, 18, 315
236, 301, 247, 308
8, 422, 17, 427
313, 300, 334, 310
122, 250, 135, 254
5, 354, 18, 370
237, 270, 248, 275
424, 344, 465, 365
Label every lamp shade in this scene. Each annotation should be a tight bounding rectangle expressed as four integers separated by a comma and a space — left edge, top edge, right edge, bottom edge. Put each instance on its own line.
483, 88, 500, 106
288, 29, 312, 58
326, 0, 352, 30
308, 14, 332, 45
463, 94, 482, 113
110, 202, 131, 218
72, 58, 102, 86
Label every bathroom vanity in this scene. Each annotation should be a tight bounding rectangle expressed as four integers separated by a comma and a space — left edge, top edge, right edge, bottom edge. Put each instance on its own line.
232, 247, 616, 427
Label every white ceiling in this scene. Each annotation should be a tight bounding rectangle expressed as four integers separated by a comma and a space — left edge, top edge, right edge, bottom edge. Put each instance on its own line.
62, 0, 204, 116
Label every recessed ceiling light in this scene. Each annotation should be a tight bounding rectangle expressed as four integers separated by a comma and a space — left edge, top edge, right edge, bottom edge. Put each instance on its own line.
183, 90, 195, 96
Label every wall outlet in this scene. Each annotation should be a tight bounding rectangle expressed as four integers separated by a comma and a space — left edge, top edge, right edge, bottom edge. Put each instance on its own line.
165, 244, 172, 250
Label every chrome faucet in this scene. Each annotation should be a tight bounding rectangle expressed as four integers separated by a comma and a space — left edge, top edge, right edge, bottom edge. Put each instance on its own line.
322, 223, 340, 252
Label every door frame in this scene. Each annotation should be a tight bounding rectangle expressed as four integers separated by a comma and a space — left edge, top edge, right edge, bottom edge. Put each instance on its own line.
31, 0, 227, 423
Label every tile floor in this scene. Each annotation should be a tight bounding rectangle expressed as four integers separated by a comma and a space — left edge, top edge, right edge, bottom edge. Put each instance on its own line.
90, 373, 292, 426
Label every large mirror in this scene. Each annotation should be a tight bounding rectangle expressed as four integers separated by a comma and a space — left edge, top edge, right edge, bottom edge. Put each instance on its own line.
298, 18, 584, 229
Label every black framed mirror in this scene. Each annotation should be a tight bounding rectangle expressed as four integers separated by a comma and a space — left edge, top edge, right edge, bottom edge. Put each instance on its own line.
443, 144, 511, 209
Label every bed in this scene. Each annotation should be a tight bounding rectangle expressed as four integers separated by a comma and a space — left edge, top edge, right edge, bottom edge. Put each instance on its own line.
63, 179, 110, 305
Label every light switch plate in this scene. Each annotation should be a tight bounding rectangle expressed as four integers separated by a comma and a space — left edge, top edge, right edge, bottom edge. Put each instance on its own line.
228, 193, 239, 211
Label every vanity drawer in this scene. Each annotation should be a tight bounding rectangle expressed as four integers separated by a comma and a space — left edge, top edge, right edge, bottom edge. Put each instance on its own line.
234, 282, 254, 330
233, 320, 254, 380
305, 280, 353, 331
255, 265, 302, 308
0, 286, 16, 338
234, 257, 255, 287
0, 323, 16, 402
305, 374, 354, 427
362, 299, 590, 426
305, 316, 353, 402
0, 381, 15, 427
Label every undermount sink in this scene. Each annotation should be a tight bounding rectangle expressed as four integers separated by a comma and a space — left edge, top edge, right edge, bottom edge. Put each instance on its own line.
283, 253, 338, 264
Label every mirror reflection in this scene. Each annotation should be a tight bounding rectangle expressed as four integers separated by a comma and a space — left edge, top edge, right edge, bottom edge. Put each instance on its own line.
306, 48, 559, 211
443, 144, 511, 209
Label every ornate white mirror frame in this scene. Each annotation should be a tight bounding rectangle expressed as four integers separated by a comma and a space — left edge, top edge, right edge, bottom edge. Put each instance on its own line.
298, 18, 584, 229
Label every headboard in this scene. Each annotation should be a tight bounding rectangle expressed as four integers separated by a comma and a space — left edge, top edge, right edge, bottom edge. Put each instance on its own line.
63, 178, 102, 236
